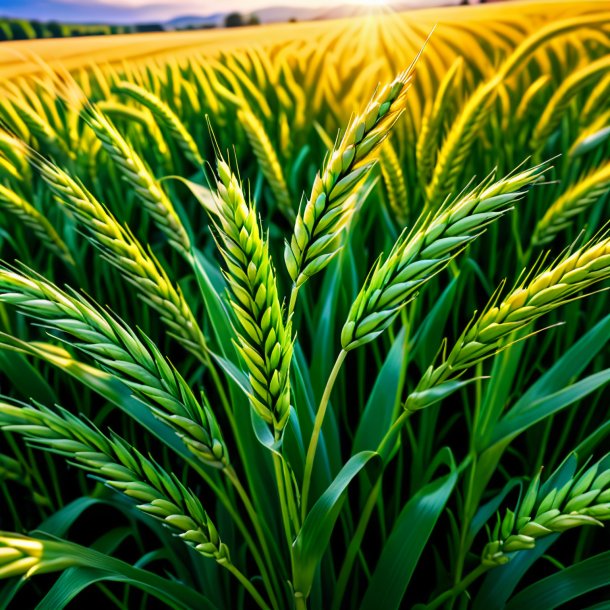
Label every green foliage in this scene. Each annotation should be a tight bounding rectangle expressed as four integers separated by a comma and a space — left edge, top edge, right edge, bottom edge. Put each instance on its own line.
0, 4, 609, 609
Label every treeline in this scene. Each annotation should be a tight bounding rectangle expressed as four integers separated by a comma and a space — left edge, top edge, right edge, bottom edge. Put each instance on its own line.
0, 18, 164, 41
0, 12, 262, 41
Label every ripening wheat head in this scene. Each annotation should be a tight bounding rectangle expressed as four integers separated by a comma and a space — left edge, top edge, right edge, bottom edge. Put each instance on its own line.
84, 105, 192, 255
407, 235, 610, 410
38, 157, 209, 360
483, 455, 610, 567
285, 66, 415, 288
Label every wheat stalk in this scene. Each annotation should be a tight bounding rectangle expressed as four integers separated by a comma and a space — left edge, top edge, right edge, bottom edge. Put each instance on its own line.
113, 81, 204, 167
483, 456, 610, 567
0, 268, 226, 467
380, 140, 408, 226
211, 158, 292, 435
530, 56, 610, 152
417, 56, 463, 188
0, 401, 230, 562
0, 185, 74, 266
284, 66, 415, 290
7, 97, 72, 160
425, 78, 498, 209
84, 106, 192, 255
341, 164, 547, 352
37, 158, 210, 361
533, 161, 610, 245
239, 107, 294, 221
407, 235, 610, 410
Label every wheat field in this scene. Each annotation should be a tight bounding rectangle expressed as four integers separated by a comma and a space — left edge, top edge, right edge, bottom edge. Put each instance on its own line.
0, 1, 609, 608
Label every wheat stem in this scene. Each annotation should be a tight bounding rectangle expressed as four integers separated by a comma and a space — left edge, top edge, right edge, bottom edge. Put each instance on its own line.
301, 349, 347, 519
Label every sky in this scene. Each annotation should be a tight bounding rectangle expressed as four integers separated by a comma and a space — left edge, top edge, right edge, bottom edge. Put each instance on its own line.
0, 0, 343, 23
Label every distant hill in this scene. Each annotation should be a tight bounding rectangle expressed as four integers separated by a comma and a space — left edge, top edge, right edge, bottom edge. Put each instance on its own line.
165, 13, 225, 28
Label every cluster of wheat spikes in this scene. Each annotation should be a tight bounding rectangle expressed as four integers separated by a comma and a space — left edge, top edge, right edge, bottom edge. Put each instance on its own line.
0, 3, 609, 609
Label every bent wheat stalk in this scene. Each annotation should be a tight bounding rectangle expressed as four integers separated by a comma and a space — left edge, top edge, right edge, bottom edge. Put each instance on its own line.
0, 402, 230, 562
113, 81, 204, 167
37, 158, 212, 363
84, 106, 192, 255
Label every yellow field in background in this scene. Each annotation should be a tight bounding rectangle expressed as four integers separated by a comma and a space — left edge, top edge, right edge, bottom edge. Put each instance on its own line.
0, 0, 606, 79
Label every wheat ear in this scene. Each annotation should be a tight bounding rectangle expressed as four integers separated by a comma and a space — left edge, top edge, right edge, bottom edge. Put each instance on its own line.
84, 106, 192, 255
239, 107, 294, 220
416, 56, 463, 188
341, 164, 547, 351
284, 66, 415, 289
211, 158, 292, 435
483, 455, 610, 567
7, 97, 72, 160
0, 401, 229, 562
37, 158, 210, 361
407, 235, 610, 410
533, 161, 610, 245
0, 185, 74, 266
380, 140, 409, 226
530, 56, 610, 152
0, 268, 226, 467
425, 78, 498, 209
113, 81, 203, 167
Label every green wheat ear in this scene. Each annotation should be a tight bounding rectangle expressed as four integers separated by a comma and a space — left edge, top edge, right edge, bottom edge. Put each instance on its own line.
210, 156, 293, 436
0, 401, 229, 562
483, 455, 610, 567
285, 65, 415, 289
341, 163, 547, 351
0, 267, 227, 467
407, 234, 610, 411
